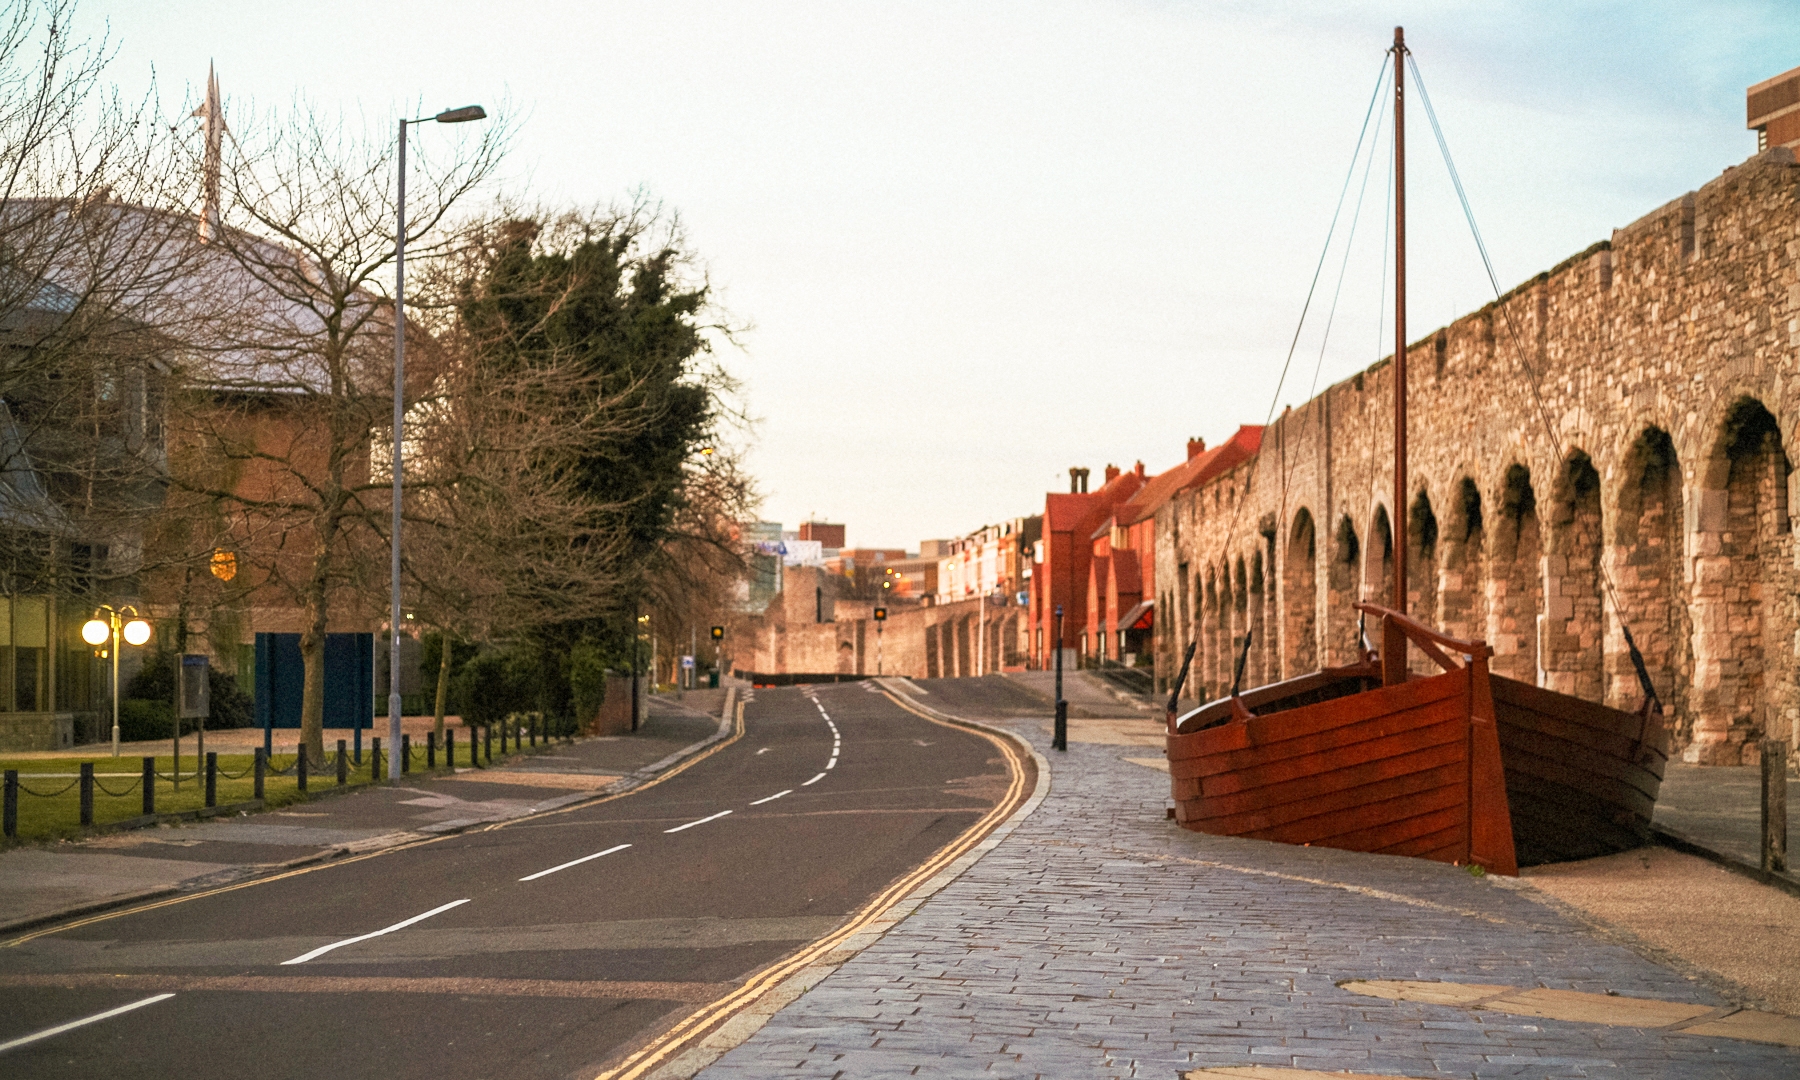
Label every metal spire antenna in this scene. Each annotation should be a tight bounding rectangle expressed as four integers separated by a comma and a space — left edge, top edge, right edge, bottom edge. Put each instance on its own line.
191, 63, 224, 242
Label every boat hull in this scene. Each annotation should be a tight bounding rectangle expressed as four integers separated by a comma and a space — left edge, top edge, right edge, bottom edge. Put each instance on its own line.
1490, 675, 1668, 866
1165, 650, 1668, 872
1167, 661, 1517, 874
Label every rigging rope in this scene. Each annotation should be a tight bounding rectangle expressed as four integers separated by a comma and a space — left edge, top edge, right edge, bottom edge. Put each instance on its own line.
1406, 54, 1661, 711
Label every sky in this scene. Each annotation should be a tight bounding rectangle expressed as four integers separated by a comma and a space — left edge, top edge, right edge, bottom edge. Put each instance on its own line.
78, 0, 1795, 550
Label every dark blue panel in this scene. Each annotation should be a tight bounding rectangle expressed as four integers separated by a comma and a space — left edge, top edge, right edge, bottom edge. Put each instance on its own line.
254, 632, 371, 729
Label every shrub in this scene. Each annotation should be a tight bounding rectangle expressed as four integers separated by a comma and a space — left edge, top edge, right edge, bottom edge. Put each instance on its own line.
117, 698, 179, 742
453, 649, 532, 727
125, 652, 256, 729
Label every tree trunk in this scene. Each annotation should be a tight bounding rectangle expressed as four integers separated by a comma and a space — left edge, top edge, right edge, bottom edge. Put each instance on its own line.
433, 632, 452, 742
298, 550, 332, 767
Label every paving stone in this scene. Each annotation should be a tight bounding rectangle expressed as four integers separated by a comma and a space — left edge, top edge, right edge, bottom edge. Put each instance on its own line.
695, 721, 1799, 1078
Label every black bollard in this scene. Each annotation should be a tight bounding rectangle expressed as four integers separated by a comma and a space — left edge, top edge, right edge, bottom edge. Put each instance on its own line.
446, 729, 455, 769
402, 734, 411, 775
205, 752, 217, 808
371, 737, 382, 781
3, 770, 16, 838
79, 763, 94, 826
337, 740, 348, 787
254, 749, 265, 800
142, 756, 156, 816
427, 731, 436, 770
500, 721, 509, 755
529, 716, 537, 748
296, 747, 308, 794
484, 725, 492, 764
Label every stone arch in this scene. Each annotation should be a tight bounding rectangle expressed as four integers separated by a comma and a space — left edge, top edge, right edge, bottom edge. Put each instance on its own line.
1488, 463, 1543, 682
1439, 477, 1486, 644
1366, 504, 1395, 607
1688, 396, 1793, 763
1327, 515, 1361, 665
1542, 451, 1605, 701
1610, 427, 1688, 716
1233, 554, 1251, 690
1248, 550, 1267, 687
1202, 566, 1220, 697
1217, 560, 1237, 695
1284, 509, 1319, 676
1407, 488, 1439, 627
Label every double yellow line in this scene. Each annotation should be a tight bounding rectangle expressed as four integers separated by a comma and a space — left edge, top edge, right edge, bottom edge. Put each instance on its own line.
592, 692, 1031, 1080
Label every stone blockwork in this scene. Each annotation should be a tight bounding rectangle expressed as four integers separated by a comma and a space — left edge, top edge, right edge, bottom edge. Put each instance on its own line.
1156, 148, 1800, 767
735, 566, 1026, 679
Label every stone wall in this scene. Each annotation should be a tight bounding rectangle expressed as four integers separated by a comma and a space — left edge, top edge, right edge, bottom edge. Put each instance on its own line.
1155, 148, 1800, 767
735, 567, 1027, 679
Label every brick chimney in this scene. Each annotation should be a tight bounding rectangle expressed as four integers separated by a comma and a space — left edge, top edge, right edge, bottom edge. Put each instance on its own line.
1187, 437, 1206, 460
1134, 461, 1146, 478
1104, 464, 1121, 484
1749, 64, 1800, 153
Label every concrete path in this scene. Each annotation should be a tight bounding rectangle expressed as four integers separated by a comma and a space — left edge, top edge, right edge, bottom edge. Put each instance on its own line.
695, 683, 1799, 1079
0, 694, 730, 935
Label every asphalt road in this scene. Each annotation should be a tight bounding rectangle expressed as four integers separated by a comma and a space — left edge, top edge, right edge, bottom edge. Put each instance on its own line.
0, 683, 1019, 1080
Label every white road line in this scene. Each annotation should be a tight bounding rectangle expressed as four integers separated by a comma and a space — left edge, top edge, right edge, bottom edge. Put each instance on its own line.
665, 809, 733, 833
750, 789, 792, 805
518, 844, 631, 881
802, 772, 826, 786
281, 899, 470, 965
826, 756, 838, 769
0, 995, 175, 1054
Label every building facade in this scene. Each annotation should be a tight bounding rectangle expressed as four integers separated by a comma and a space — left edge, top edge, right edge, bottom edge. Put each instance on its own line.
1156, 145, 1800, 768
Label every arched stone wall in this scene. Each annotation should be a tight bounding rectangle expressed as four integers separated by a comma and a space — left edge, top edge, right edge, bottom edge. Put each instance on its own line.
1284, 509, 1318, 677
1543, 451, 1605, 700
1689, 397, 1793, 763
1327, 515, 1360, 665
1439, 477, 1486, 645
1610, 427, 1687, 715
1489, 464, 1543, 682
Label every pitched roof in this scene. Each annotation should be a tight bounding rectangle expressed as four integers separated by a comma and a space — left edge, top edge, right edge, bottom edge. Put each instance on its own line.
1118, 425, 1264, 527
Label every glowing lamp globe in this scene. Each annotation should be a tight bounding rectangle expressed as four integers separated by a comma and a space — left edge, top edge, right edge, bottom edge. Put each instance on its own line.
81, 619, 110, 646
122, 619, 152, 647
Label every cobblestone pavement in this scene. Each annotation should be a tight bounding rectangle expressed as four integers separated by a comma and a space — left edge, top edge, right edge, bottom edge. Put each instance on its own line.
694, 711, 1799, 1079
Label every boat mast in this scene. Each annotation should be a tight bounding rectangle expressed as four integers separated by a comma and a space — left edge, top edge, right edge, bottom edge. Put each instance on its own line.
1391, 25, 1408, 616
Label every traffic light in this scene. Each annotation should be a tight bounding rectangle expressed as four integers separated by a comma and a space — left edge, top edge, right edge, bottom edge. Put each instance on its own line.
710, 625, 724, 641
873, 607, 887, 622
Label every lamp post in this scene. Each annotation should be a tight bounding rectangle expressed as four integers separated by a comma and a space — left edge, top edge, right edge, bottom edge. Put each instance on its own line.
82, 606, 152, 758
391, 103, 487, 780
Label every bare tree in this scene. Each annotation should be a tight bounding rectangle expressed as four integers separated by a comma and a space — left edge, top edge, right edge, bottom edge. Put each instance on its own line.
162, 98, 507, 764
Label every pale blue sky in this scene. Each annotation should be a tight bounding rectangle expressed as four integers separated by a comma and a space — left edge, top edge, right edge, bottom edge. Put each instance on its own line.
82, 1, 1793, 548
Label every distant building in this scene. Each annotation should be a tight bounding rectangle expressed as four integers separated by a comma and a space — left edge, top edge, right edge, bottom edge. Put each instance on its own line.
798, 520, 846, 549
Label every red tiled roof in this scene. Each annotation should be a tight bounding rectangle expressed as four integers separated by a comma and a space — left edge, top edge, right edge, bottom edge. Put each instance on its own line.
1118, 425, 1264, 527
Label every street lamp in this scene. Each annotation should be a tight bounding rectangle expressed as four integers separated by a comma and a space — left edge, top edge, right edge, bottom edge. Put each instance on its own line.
82, 605, 152, 758
391, 102, 487, 779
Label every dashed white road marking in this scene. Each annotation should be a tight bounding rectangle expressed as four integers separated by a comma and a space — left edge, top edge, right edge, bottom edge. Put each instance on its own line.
519, 844, 631, 881
802, 772, 827, 786
756, 747, 771, 755
664, 809, 733, 833
0, 994, 176, 1054
750, 789, 792, 805
281, 899, 470, 965
826, 755, 838, 770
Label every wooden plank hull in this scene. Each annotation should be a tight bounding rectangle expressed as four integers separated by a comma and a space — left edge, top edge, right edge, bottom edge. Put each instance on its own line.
1490, 675, 1669, 866
1165, 662, 1668, 871
1167, 662, 1518, 875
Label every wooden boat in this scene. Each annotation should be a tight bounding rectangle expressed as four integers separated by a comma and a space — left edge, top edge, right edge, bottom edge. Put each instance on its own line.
1163, 29, 1668, 873
1167, 604, 1668, 872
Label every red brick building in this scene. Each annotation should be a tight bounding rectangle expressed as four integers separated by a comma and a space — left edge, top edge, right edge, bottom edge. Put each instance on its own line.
1028, 427, 1263, 670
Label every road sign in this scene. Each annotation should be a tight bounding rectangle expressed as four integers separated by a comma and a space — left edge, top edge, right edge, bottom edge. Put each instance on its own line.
680, 655, 695, 670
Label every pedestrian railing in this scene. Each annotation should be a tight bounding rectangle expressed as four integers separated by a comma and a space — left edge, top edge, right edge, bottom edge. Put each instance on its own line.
2, 717, 579, 841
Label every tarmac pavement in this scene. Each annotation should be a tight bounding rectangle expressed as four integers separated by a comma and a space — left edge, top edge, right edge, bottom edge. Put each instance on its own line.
0, 694, 728, 934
